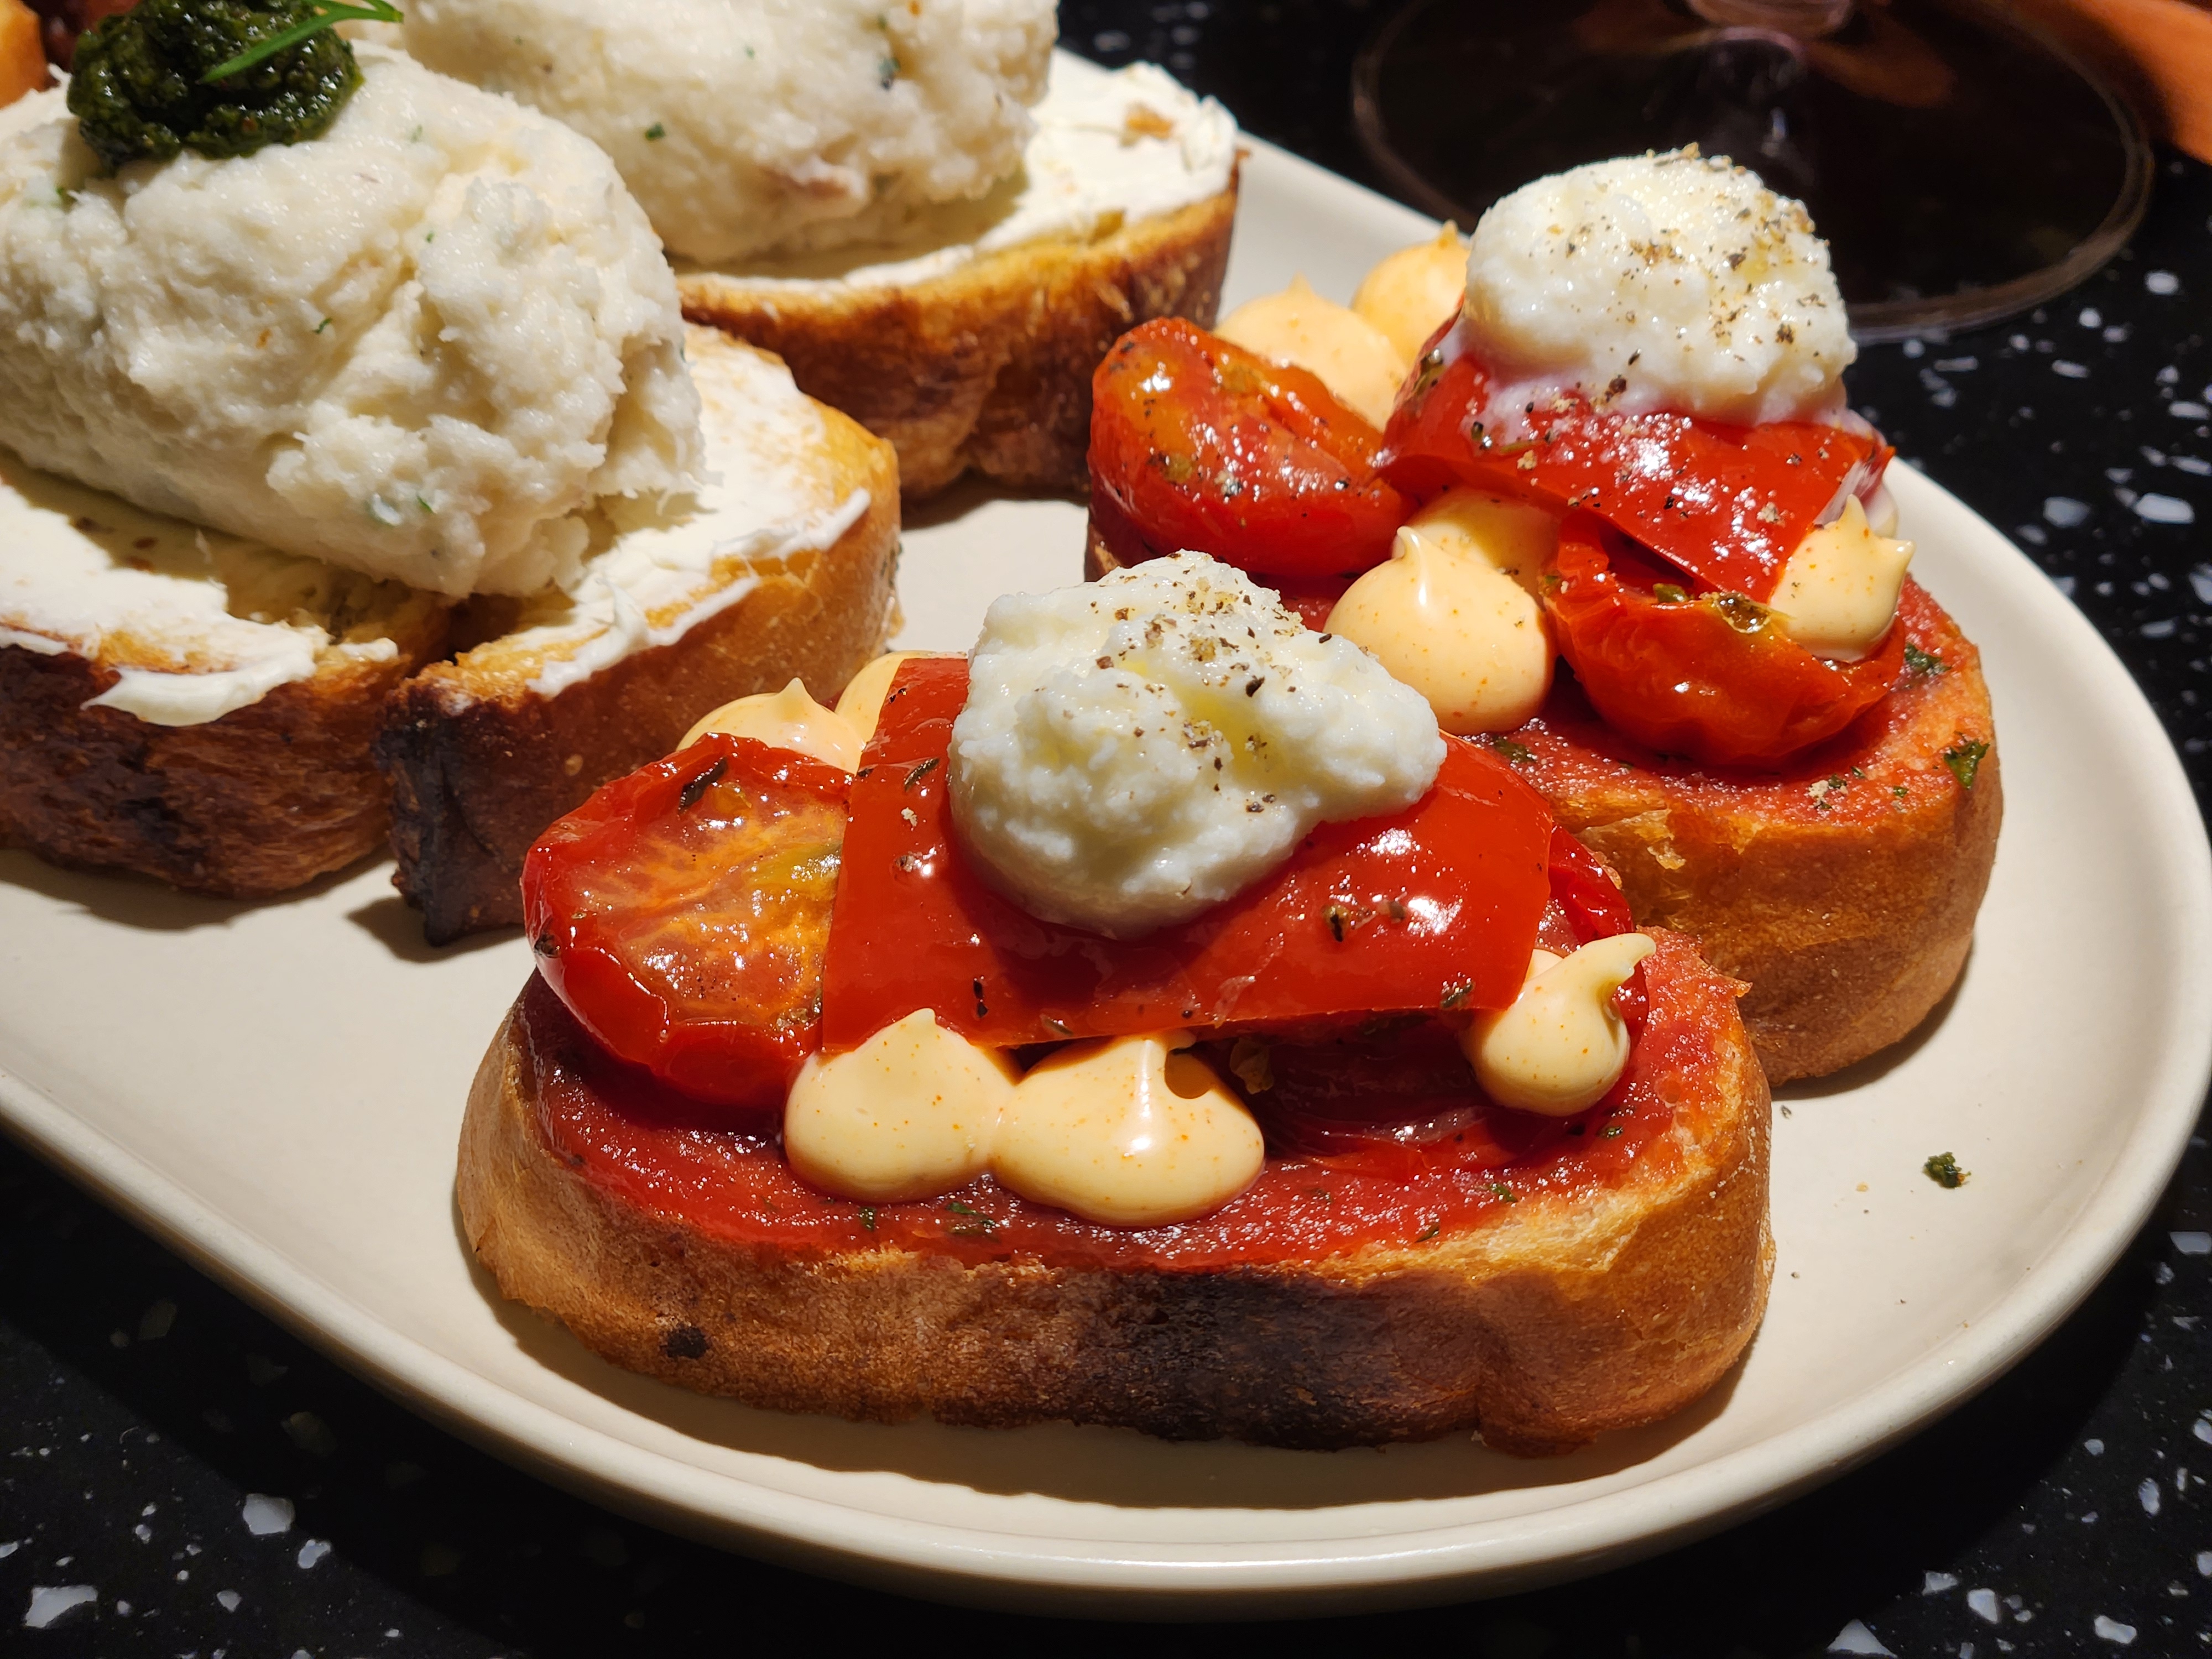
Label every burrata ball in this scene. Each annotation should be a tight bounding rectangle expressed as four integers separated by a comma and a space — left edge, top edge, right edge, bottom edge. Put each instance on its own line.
950, 554, 1444, 938
402, 0, 1057, 266
0, 51, 701, 599
1463, 148, 1855, 429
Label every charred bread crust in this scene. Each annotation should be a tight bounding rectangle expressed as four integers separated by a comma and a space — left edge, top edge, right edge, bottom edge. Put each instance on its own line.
678, 183, 1238, 500
0, 604, 448, 896
1513, 581, 1999, 1084
375, 421, 900, 943
458, 940, 1772, 1454
1088, 528, 1999, 1083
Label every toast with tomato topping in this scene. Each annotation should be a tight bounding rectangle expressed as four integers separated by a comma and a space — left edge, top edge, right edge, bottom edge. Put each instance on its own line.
1088, 531, 1999, 1083
458, 654, 1772, 1453
462, 925, 1768, 1454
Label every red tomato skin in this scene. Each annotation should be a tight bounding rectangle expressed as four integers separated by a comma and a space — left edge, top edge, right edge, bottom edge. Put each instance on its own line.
522, 735, 851, 1114
818, 658, 1557, 1051
1547, 826, 1635, 942
1088, 318, 1410, 580
1378, 347, 1878, 602
1542, 514, 1906, 769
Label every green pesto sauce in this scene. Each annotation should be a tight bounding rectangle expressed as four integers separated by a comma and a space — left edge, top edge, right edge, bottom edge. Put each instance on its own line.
69, 0, 361, 171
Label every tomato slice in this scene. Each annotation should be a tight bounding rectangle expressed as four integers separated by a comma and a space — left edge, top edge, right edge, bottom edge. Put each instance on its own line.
818, 658, 1555, 1051
1542, 513, 1906, 768
521, 735, 851, 1114
1088, 317, 1410, 580
1379, 345, 1880, 602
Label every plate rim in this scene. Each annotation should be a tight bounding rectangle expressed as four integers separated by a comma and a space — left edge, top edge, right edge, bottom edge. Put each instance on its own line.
2, 129, 2209, 1615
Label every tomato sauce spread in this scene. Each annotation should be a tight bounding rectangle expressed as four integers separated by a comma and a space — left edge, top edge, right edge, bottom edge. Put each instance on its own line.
519, 930, 1738, 1272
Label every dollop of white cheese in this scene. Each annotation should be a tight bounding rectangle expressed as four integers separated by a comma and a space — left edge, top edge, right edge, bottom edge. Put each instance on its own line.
0, 56, 701, 600
404, 0, 1056, 266
1462, 149, 1854, 429
950, 552, 1444, 937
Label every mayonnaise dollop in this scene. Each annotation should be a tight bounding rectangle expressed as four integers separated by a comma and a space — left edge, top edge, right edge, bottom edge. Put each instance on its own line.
1465, 933, 1656, 1115
1462, 148, 1854, 429
1767, 495, 1914, 659
948, 552, 1444, 937
1324, 489, 1557, 734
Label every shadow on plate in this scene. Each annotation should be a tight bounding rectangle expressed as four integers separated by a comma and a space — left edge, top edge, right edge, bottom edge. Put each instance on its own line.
897, 472, 1083, 532
0, 844, 383, 932
347, 892, 523, 964
456, 1196, 1745, 1511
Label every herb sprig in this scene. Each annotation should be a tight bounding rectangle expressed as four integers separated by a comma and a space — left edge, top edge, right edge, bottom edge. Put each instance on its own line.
202, 1, 403, 84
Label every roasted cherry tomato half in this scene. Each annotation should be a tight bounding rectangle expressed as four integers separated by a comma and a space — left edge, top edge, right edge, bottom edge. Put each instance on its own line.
1542, 514, 1905, 769
1089, 317, 1410, 580
1547, 826, 1635, 942
521, 734, 851, 1114
1380, 342, 1882, 602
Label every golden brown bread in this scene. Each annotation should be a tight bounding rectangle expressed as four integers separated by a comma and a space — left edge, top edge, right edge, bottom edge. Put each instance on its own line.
375, 362, 900, 943
459, 936, 1772, 1454
1514, 581, 2000, 1083
0, 596, 446, 895
679, 184, 1237, 500
1086, 529, 1999, 1083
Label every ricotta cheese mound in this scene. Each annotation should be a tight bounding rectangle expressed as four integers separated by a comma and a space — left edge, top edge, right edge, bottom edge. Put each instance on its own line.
950, 554, 1446, 938
701, 55, 1237, 289
1462, 149, 1855, 429
0, 55, 701, 600
401, 0, 1057, 266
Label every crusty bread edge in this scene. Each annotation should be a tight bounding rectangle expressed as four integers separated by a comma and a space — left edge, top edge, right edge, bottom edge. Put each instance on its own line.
377, 416, 899, 942
458, 959, 1771, 1454
680, 183, 1239, 499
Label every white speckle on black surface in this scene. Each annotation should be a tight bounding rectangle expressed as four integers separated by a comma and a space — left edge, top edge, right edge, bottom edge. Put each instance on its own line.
22, 1584, 95, 1629
2138, 1476, 2162, 1515
296, 1538, 332, 1569
2147, 270, 2182, 295
1968, 1588, 2002, 1623
1828, 1619, 1894, 1654
216, 1587, 241, 1611
1925, 1570, 1961, 1594
2172, 1230, 2211, 1255
2094, 1614, 2140, 1643
239, 1495, 293, 1537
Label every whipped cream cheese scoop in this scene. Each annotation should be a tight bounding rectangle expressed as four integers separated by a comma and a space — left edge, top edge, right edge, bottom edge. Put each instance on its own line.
0, 53, 701, 601
1461, 148, 1854, 430
403, 0, 1056, 266
948, 552, 1444, 938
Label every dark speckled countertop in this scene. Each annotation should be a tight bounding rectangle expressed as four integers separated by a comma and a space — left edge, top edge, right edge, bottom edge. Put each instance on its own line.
6, 4, 2212, 1653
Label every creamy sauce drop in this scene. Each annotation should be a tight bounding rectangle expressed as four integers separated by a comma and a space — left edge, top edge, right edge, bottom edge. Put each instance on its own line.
1216, 275, 1410, 428
1324, 489, 1557, 734
681, 677, 863, 769
1464, 933, 1657, 1115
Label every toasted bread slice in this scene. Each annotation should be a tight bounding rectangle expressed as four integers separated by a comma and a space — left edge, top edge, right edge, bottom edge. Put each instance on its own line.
1086, 529, 1998, 1083
678, 58, 1239, 499
2, 331, 895, 919
375, 328, 900, 942
0, 456, 449, 895
460, 931, 1770, 1453
1514, 580, 2000, 1084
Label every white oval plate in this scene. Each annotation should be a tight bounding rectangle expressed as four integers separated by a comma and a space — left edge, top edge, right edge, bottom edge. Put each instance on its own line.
2, 106, 2208, 1619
